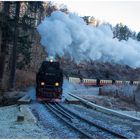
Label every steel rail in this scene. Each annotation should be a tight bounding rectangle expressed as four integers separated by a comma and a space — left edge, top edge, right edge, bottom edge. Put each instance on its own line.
43, 102, 93, 139
44, 102, 127, 139
67, 92, 140, 122
57, 103, 128, 139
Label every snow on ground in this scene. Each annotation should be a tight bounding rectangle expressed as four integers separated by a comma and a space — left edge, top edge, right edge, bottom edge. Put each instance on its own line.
0, 105, 48, 138
62, 79, 99, 101
0, 100, 81, 139
27, 86, 36, 100
73, 87, 99, 96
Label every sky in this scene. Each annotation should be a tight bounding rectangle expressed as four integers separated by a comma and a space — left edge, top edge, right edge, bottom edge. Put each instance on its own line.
55, 0, 140, 32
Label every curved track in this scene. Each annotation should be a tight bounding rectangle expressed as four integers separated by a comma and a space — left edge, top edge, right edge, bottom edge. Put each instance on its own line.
43, 102, 127, 139
43, 102, 93, 139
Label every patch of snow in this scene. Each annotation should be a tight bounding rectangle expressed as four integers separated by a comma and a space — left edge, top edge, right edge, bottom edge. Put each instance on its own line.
0, 105, 48, 138
62, 79, 99, 101
27, 86, 36, 100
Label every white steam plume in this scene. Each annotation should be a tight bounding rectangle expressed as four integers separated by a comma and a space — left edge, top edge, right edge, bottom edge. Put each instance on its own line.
37, 11, 140, 68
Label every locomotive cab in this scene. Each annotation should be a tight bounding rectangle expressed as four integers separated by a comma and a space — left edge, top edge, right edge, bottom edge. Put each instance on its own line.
36, 60, 63, 101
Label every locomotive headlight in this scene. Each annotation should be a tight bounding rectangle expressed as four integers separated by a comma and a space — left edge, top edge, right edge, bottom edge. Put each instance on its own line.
41, 82, 45, 86
55, 82, 59, 86
50, 59, 53, 62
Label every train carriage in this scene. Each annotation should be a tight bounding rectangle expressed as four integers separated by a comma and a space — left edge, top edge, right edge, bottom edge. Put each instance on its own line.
116, 80, 123, 85
123, 81, 130, 84
68, 77, 81, 84
83, 78, 97, 86
133, 81, 140, 85
100, 80, 112, 86
68, 77, 140, 87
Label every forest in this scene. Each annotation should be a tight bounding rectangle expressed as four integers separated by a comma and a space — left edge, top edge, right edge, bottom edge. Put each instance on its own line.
0, 1, 68, 91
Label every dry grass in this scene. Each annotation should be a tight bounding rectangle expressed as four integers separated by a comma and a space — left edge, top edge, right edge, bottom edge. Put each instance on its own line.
15, 69, 36, 89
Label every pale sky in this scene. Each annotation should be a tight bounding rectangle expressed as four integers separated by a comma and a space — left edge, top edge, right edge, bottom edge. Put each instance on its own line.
55, 0, 140, 32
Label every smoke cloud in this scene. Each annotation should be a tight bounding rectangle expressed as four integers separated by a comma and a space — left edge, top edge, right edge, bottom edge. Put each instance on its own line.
37, 11, 140, 68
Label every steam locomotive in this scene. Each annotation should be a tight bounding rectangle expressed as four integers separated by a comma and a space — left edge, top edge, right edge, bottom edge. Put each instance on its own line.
36, 58, 63, 102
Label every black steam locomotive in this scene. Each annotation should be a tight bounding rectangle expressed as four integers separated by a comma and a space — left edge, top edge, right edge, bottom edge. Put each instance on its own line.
36, 59, 63, 102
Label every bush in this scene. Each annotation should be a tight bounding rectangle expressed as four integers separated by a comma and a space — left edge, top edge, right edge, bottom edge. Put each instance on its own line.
100, 84, 136, 102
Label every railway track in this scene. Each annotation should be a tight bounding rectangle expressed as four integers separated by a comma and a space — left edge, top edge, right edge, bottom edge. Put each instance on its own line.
43, 102, 92, 139
67, 92, 140, 122
43, 102, 128, 139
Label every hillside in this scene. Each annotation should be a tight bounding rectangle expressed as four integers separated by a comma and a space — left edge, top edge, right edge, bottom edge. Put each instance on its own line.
61, 59, 140, 81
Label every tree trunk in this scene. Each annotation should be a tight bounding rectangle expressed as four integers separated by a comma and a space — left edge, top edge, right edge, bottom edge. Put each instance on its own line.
9, 2, 20, 89
0, 2, 10, 91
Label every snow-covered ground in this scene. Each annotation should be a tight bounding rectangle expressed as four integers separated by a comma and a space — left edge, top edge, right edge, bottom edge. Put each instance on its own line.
0, 105, 48, 138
